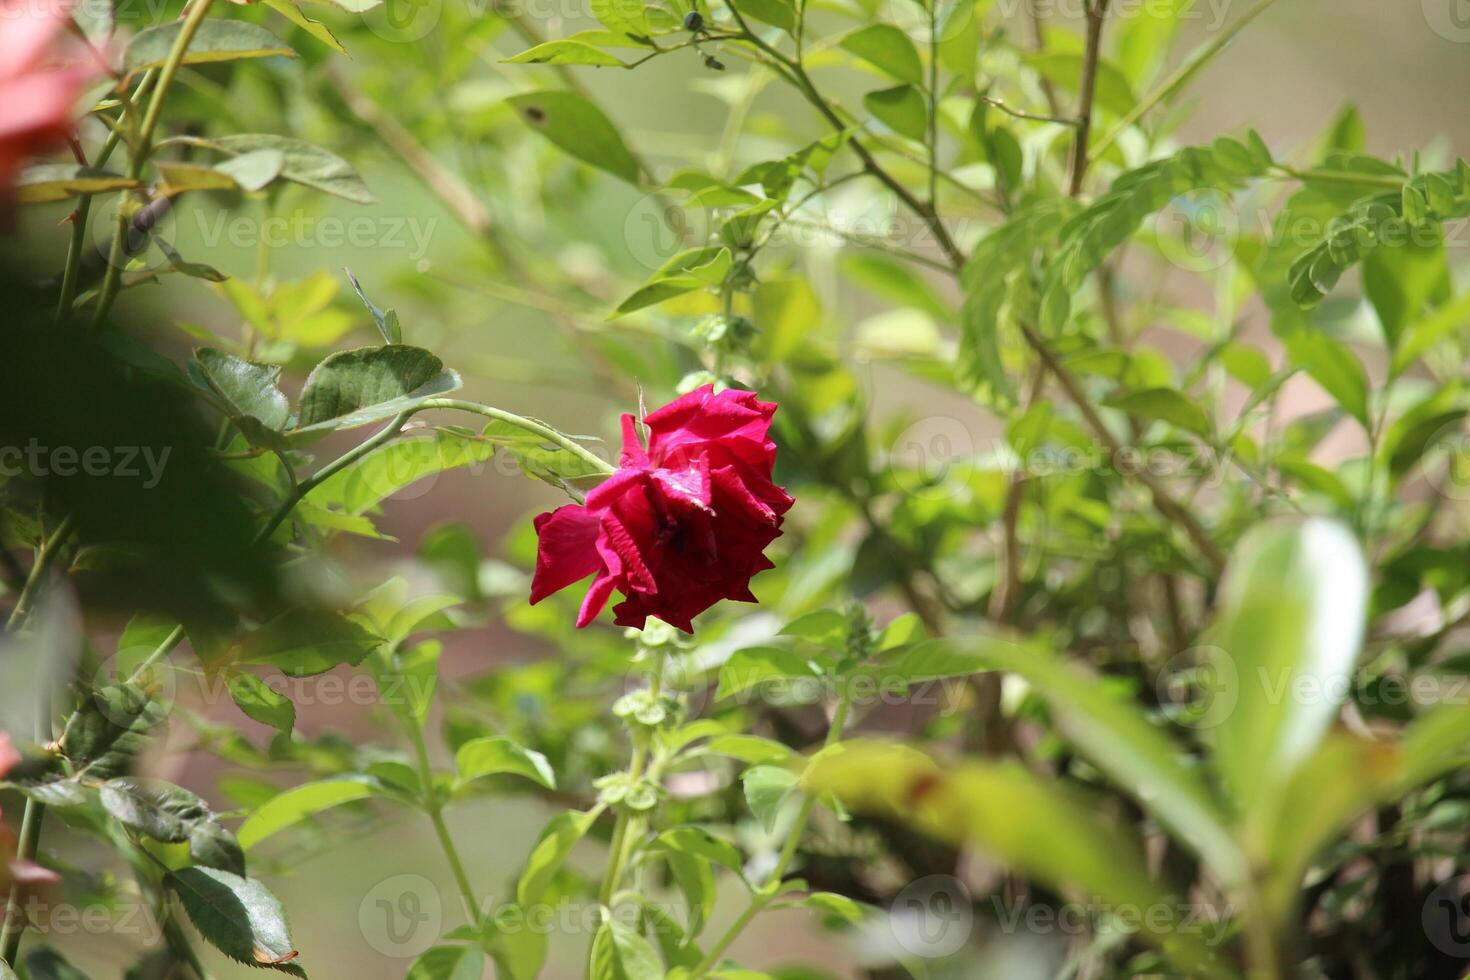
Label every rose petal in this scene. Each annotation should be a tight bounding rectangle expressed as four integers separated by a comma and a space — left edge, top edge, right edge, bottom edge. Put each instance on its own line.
529, 505, 603, 604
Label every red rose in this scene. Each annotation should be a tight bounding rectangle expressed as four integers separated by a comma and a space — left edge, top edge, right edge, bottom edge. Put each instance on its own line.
0, 2, 92, 195
530, 385, 793, 633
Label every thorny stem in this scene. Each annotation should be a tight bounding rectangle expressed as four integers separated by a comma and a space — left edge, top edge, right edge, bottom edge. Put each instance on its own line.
1, 518, 79, 966
90, 0, 217, 330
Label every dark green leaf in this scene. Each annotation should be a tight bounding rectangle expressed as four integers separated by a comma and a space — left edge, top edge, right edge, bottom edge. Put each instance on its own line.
124, 21, 296, 76
508, 91, 640, 185
167, 868, 304, 975
292, 345, 460, 437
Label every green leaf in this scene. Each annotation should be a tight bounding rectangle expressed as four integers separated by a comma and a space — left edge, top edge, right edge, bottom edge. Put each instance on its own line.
743, 765, 799, 832
1210, 519, 1368, 818
292, 345, 460, 438
1025, 52, 1135, 116
615, 246, 732, 316
517, 808, 598, 907
728, 0, 795, 32
915, 635, 1244, 885
590, 919, 662, 980
101, 778, 209, 843
864, 85, 928, 142
170, 134, 374, 204
167, 868, 304, 975
14, 165, 141, 203
454, 736, 556, 791
589, 0, 649, 37
652, 825, 745, 874
62, 683, 166, 780
311, 429, 498, 517
839, 253, 952, 321
345, 269, 403, 345
241, 610, 381, 677
839, 25, 922, 85
237, 776, 382, 850
193, 348, 291, 432
717, 646, 820, 702
778, 609, 848, 644
508, 91, 640, 185
228, 671, 296, 735
189, 819, 247, 877
263, 0, 347, 55
701, 734, 796, 766
481, 420, 608, 486
804, 742, 1236, 980
1104, 387, 1213, 438
1282, 330, 1370, 428
407, 945, 485, 980
506, 40, 627, 66
1363, 236, 1449, 350
124, 21, 296, 76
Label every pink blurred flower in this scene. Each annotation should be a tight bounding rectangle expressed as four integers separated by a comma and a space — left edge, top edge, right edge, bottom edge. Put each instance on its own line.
0, 1, 94, 192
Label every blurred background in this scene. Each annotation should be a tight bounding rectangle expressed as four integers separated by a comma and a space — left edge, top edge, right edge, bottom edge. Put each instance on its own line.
6, 0, 1468, 975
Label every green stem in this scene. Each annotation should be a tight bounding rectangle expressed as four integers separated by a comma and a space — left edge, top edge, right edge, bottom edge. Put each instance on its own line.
416, 399, 615, 476
55, 71, 157, 320
688, 693, 852, 979
6, 516, 76, 632
405, 720, 481, 926
1274, 165, 1407, 191
90, 0, 216, 330
0, 517, 81, 965
596, 653, 665, 909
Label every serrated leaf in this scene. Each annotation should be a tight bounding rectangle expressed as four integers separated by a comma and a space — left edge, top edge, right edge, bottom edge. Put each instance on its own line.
228, 671, 296, 735
167, 868, 304, 975
101, 778, 209, 843
193, 348, 291, 432
292, 345, 460, 438
169, 134, 374, 204
240, 610, 381, 678
62, 683, 166, 781
125, 21, 296, 76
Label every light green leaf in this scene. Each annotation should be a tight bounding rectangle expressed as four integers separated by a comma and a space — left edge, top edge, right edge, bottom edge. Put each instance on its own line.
1283, 330, 1370, 428
407, 945, 485, 980
864, 85, 928, 142
454, 736, 556, 791
1210, 519, 1368, 819
264, 0, 347, 54
508, 91, 640, 185
804, 742, 1237, 980
311, 429, 497, 516
590, 919, 662, 980
1104, 387, 1213, 438
717, 646, 820, 702
839, 25, 922, 85
517, 808, 599, 907
652, 825, 745, 874
729, 0, 795, 32
743, 765, 799, 832
506, 39, 627, 66
238, 776, 382, 850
